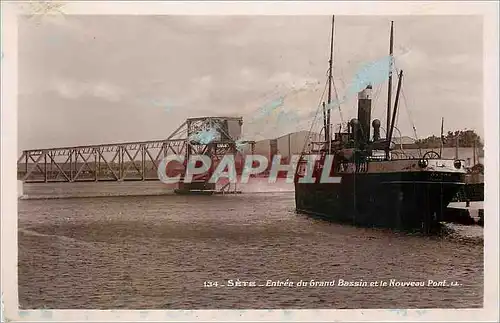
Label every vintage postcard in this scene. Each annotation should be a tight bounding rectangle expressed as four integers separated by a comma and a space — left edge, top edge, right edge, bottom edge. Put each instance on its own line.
1, 1, 498, 322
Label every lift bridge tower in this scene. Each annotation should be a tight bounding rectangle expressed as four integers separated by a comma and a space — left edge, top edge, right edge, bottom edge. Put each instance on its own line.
17, 116, 255, 195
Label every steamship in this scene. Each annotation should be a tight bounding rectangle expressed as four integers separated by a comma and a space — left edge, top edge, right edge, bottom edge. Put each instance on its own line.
294, 17, 466, 232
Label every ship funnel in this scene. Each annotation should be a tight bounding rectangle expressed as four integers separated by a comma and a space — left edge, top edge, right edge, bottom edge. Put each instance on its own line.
357, 85, 372, 143
372, 119, 381, 141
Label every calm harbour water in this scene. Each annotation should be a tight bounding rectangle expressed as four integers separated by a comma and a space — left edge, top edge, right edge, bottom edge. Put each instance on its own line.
18, 186, 483, 309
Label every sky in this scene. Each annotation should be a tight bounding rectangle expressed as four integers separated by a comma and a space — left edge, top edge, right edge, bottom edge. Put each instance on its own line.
18, 14, 483, 151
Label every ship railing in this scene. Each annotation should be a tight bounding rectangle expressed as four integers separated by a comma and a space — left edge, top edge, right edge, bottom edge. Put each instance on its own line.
367, 156, 385, 161
389, 151, 413, 160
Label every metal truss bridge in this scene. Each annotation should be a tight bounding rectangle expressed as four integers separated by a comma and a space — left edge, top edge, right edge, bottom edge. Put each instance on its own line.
17, 117, 255, 189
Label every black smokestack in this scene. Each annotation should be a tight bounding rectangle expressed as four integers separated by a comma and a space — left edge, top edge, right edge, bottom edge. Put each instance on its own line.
357, 85, 372, 143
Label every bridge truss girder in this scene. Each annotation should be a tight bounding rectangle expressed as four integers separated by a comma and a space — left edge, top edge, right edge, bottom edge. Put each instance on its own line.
17, 117, 255, 184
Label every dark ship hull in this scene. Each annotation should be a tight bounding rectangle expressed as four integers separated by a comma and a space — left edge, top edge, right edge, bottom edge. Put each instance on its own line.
295, 167, 465, 230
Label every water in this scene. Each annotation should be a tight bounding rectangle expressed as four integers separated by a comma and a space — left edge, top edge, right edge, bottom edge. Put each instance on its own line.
18, 188, 483, 309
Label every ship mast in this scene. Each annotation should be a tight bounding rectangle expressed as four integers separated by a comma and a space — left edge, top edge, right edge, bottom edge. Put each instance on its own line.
385, 21, 394, 160
322, 102, 328, 142
440, 117, 444, 157
326, 15, 335, 150
387, 70, 403, 146
328, 15, 335, 140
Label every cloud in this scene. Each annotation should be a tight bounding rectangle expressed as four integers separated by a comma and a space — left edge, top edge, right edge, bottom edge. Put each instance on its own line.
50, 78, 124, 102
92, 82, 123, 101
148, 99, 176, 112
239, 67, 258, 82
267, 72, 320, 91
253, 96, 285, 119
394, 49, 429, 70
191, 75, 213, 87
447, 54, 472, 65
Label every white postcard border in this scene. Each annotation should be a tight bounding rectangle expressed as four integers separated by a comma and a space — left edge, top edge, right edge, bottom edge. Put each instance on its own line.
1, 1, 498, 322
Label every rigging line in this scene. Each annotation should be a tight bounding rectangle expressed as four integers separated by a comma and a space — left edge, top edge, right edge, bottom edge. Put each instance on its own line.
401, 87, 422, 157
371, 83, 383, 117
300, 77, 329, 154
311, 78, 329, 130
301, 24, 336, 154
336, 71, 348, 127
332, 78, 344, 124
329, 45, 343, 123
400, 87, 417, 138
399, 85, 423, 157
338, 66, 347, 89
393, 65, 419, 140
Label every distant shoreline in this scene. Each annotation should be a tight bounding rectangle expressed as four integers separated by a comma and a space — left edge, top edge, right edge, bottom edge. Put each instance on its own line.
18, 179, 295, 200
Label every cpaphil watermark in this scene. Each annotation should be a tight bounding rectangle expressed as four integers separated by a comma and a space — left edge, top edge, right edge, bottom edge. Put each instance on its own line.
156, 154, 342, 185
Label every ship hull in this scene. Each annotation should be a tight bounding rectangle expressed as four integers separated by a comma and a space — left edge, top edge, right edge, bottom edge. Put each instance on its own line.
295, 171, 465, 232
